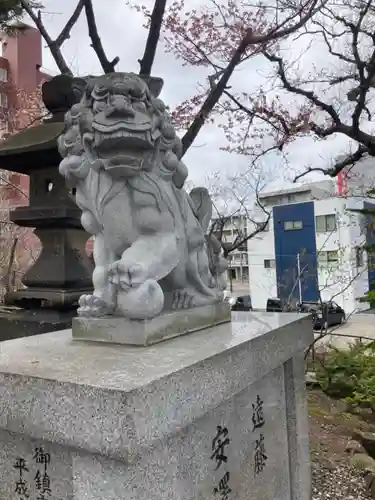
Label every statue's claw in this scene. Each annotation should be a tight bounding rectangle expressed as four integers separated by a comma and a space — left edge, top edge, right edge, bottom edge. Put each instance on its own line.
172, 290, 194, 309
78, 294, 114, 317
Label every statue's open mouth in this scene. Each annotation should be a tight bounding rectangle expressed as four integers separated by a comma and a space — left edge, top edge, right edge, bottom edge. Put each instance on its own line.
88, 113, 161, 176
94, 127, 154, 161
90, 124, 156, 176
94, 128, 154, 148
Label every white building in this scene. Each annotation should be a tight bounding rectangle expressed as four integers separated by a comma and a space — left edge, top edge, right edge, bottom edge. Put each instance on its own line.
212, 214, 249, 283
247, 179, 374, 313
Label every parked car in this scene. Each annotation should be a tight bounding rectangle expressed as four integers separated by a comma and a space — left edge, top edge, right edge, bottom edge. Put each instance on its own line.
266, 297, 282, 312
298, 301, 322, 313
231, 295, 253, 311
266, 297, 293, 312
301, 301, 346, 330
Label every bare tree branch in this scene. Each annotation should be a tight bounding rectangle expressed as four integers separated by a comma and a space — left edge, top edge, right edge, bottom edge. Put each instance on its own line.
247, 0, 325, 45
20, 0, 84, 75
263, 51, 341, 124
138, 0, 167, 77
209, 170, 270, 259
293, 144, 369, 181
55, 0, 85, 46
261, 31, 375, 170
83, 0, 119, 73
181, 29, 263, 156
0, 174, 28, 199
224, 90, 291, 138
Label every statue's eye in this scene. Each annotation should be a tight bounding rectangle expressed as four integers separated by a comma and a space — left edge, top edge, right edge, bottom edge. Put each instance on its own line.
94, 85, 109, 99
153, 98, 166, 112
129, 83, 143, 98
93, 100, 107, 113
133, 101, 147, 113
128, 87, 144, 101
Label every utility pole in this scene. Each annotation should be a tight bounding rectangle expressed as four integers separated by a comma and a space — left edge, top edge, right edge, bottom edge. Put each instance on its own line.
296, 253, 302, 304
228, 255, 233, 292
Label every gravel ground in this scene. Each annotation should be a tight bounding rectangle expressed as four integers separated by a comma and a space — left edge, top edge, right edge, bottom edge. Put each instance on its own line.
312, 462, 370, 500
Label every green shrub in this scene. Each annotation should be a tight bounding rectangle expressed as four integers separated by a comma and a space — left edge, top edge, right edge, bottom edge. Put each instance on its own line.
316, 341, 375, 411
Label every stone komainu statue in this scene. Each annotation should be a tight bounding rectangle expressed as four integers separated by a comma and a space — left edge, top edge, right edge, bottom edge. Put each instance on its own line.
58, 73, 227, 319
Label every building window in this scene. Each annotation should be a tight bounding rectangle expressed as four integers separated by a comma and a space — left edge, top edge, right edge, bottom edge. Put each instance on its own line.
327, 250, 339, 265
355, 247, 364, 267
318, 250, 339, 267
264, 259, 276, 269
316, 214, 336, 233
272, 196, 283, 206
0, 92, 8, 107
284, 220, 303, 231
0, 68, 7, 82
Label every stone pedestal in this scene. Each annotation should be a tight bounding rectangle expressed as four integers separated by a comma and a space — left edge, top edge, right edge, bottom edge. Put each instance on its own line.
73, 302, 231, 346
0, 308, 77, 341
0, 312, 312, 500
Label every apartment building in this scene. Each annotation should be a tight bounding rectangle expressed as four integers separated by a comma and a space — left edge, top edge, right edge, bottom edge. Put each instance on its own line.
212, 214, 249, 283
248, 179, 374, 312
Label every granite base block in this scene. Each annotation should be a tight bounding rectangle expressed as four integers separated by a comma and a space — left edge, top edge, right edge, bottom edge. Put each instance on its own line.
0, 312, 313, 500
72, 301, 231, 346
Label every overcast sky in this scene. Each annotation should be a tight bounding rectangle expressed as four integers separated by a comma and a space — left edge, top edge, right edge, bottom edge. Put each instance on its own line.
24, 0, 355, 196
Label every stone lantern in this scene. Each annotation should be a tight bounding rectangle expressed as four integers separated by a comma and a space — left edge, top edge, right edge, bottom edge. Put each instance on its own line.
0, 75, 93, 339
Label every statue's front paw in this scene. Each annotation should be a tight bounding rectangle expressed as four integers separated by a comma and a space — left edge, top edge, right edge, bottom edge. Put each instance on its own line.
108, 261, 147, 290
78, 294, 113, 317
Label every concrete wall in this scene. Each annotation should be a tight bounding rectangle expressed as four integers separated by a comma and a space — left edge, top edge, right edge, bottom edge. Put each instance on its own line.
315, 198, 368, 313
248, 217, 277, 310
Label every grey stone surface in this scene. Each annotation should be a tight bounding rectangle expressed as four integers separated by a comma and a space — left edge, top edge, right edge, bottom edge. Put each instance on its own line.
0, 312, 313, 499
285, 354, 311, 500
58, 72, 228, 321
72, 301, 231, 345
0, 429, 73, 500
73, 365, 291, 500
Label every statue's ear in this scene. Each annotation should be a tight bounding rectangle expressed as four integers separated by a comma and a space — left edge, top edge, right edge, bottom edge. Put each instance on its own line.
71, 77, 89, 102
140, 75, 164, 97
42, 74, 77, 114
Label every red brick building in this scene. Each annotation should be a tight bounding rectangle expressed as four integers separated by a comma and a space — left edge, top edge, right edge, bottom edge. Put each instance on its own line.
0, 23, 52, 289
0, 23, 92, 289
0, 21, 51, 207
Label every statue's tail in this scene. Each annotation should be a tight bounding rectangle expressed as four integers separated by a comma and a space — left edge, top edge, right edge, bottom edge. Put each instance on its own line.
189, 187, 213, 233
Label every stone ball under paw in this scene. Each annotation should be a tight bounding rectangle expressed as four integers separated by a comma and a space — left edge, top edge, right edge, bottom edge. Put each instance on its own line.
115, 279, 164, 319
